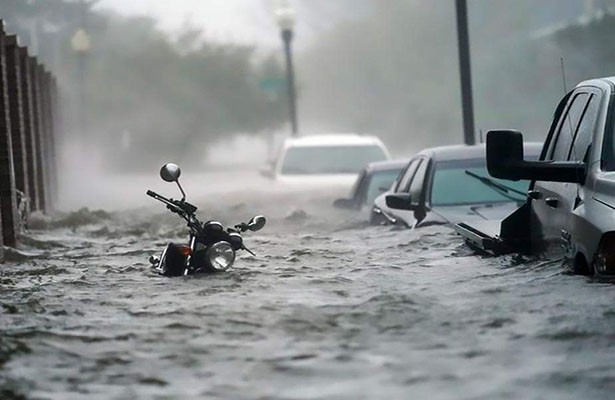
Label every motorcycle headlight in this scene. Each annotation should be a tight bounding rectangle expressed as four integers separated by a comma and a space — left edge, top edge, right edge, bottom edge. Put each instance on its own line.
205, 241, 236, 271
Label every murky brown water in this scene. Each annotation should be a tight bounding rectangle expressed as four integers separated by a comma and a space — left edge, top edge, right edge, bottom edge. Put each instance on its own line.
1, 173, 614, 399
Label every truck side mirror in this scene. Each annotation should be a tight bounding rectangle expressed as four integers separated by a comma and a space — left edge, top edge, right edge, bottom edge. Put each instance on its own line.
486, 130, 586, 184
386, 193, 416, 211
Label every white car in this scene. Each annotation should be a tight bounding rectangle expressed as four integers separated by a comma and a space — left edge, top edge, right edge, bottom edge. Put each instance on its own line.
265, 134, 390, 187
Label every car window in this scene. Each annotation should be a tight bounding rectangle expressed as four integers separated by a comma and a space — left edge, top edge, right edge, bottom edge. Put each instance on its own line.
365, 168, 403, 205
391, 162, 409, 191
390, 166, 405, 191
431, 159, 530, 206
540, 91, 573, 161
547, 92, 590, 161
409, 158, 428, 203
568, 92, 600, 162
396, 159, 420, 192
349, 170, 367, 200
280, 145, 388, 174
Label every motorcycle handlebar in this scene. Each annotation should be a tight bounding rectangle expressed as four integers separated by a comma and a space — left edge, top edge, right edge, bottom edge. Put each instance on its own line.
147, 189, 192, 220
147, 189, 176, 209
146, 190, 174, 204
146, 190, 166, 200
147, 190, 198, 214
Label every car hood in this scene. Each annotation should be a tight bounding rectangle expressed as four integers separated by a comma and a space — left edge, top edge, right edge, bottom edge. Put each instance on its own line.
374, 193, 521, 227
430, 202, 521, 224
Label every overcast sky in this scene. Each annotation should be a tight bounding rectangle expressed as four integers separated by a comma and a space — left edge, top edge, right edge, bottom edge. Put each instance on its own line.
95, 0, 296, 47
94, 0, 370, 51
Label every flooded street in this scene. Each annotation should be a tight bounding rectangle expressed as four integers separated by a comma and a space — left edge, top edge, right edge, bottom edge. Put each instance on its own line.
5, 1, 615, 399
1, 170, 614, 400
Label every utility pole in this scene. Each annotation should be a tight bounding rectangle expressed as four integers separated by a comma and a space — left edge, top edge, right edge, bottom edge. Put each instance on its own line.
455, 0, 476, 145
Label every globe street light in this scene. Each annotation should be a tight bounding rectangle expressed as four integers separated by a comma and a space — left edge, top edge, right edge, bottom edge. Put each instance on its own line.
70, 28, 91, 54
275, 0, 298, 136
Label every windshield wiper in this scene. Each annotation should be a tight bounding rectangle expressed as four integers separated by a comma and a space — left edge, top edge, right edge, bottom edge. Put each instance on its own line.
464, 170, 526, 202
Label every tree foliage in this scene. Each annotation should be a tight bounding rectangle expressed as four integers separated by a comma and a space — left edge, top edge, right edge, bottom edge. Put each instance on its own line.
1, 0, 287, 169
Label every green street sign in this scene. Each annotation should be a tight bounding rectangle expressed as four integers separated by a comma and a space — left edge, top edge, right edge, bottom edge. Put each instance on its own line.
259, 78, 286, 91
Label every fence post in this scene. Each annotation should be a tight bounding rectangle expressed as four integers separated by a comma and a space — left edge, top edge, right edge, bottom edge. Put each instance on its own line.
40, 69, 54, 210
20, 48, 39, 214
50, 76, 59, 205
29, 57, 46, 212
43, 71, 57, 207
36, 63, 50, 212
5, 35, 29, 216
0, 23, 4, 257
0, 22, 19, 247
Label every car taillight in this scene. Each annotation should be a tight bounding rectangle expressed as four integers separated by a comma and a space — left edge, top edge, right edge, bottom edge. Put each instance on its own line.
594, 233, 615, 275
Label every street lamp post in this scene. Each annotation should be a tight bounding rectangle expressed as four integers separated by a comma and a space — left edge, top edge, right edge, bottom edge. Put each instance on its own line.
275, 1, 298, 136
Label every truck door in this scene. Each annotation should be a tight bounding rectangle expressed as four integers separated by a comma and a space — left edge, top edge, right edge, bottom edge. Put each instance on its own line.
390, 158, 425, 227
372, 158, 419, 225
408, 158, 430, 227
530, 88, 601, 256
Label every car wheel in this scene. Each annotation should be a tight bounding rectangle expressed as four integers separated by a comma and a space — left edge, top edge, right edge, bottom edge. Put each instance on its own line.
592, 233, 615, 276
572, 253, 591, 276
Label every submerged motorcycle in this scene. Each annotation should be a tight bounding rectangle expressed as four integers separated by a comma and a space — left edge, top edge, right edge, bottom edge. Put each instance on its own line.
147, 163, 266, 276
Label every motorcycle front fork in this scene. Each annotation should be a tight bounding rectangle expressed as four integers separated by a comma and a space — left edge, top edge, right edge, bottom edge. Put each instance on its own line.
183, 235, 197, 275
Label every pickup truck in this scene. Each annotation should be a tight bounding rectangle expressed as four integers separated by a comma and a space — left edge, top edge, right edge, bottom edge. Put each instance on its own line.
455, 77, 615, 277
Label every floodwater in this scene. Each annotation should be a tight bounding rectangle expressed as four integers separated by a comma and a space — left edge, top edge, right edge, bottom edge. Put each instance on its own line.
1, 170, 614, 400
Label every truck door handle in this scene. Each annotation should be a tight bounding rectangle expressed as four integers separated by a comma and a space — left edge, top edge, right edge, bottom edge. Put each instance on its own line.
545, 197, 559, 208
527, 190, 542, 200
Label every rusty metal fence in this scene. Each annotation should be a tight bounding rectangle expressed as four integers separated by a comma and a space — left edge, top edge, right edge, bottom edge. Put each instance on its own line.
0, 20, 58, 257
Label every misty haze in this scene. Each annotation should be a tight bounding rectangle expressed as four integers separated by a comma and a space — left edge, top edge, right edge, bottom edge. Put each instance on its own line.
0, 1, 614, 399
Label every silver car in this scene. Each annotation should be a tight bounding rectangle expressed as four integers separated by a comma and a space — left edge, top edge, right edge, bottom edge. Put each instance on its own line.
371, 143, 542, 228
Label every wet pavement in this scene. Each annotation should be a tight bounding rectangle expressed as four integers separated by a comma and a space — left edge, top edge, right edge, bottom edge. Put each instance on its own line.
1, 171, 614, 399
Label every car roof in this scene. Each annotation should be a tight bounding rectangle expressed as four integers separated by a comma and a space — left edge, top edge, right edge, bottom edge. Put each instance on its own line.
580, 77, 615, 90
365, 159, 409, 172
283, 134, 384, 147
415, 142, 543, 162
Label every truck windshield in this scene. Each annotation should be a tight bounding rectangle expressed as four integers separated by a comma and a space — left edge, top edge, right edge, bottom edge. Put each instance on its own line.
431, 159, 530, 206
281, 145, 388, 175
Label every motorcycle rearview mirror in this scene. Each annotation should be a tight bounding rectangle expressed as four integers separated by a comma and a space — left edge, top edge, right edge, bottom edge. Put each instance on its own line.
159, 163, 186, 201
247, 215, 266, 232
160, 163, 181, 182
